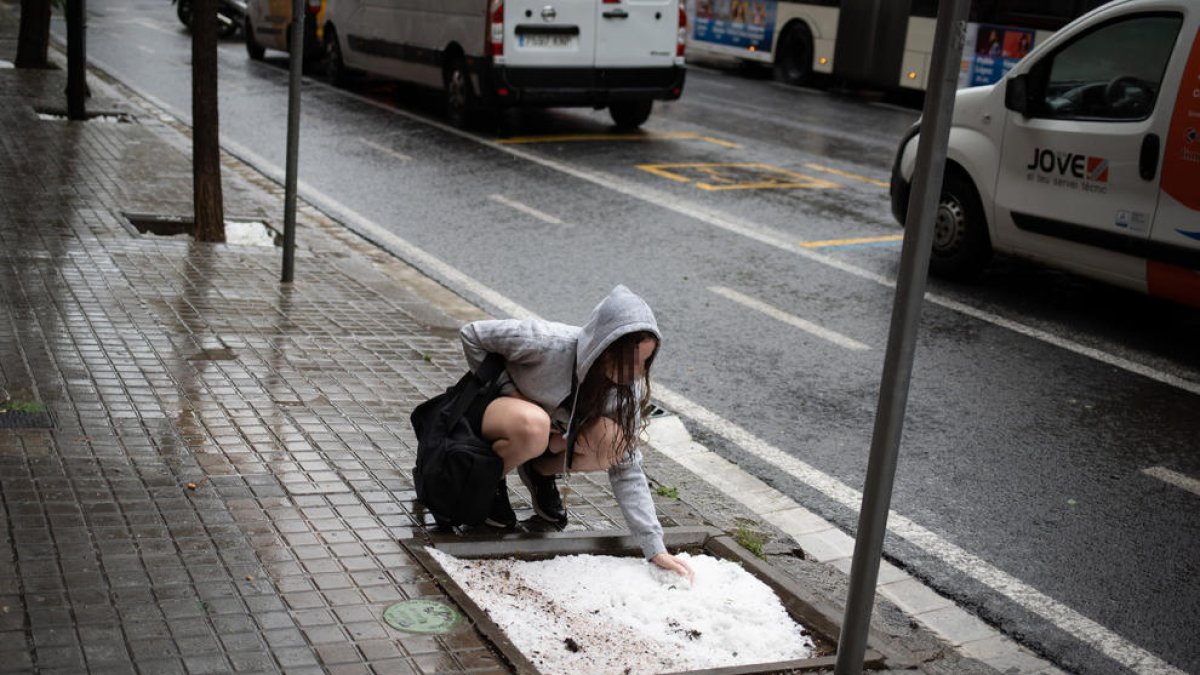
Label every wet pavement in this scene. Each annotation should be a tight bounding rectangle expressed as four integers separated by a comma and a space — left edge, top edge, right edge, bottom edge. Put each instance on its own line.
0, 6, 1059, 673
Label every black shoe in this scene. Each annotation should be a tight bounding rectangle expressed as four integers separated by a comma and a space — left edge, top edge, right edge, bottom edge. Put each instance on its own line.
484, 479, 516, 528
519, 462, 567, 525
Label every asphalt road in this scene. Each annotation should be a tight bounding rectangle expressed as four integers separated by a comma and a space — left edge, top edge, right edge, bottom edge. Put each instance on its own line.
56, 2, 1200, 672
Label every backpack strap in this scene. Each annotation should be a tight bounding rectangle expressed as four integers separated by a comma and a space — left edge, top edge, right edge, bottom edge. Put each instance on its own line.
445, 353, 506, 426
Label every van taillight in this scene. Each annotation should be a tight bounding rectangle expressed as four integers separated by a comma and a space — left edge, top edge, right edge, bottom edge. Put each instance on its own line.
488, 0, 504, 57
676, 0, 686, 57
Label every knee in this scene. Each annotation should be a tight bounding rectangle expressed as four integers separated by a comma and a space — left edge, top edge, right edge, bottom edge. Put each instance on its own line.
509, 406, 550, 446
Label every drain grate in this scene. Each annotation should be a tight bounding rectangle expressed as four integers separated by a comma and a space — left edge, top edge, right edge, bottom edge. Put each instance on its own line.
0, 410, 54, 429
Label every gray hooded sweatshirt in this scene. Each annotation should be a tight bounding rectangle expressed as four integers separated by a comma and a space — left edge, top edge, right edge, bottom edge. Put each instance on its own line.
459, 285, 666, 560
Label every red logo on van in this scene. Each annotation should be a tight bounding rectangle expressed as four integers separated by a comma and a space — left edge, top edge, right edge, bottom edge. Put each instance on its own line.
1086, 156, 1109, 183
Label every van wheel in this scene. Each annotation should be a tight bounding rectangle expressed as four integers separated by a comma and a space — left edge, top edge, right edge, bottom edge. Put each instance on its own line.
774, 22, 813, 86
176, 0, 192, 28
610, 101, 652, 129
245, 18, 265, 60
931, 171, 992, 280
325, 26, 351, 87
444, 58, 476, 128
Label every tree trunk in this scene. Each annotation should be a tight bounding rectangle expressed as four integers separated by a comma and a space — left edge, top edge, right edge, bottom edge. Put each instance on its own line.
15, 0, 52, 69
191, 0, 225, 242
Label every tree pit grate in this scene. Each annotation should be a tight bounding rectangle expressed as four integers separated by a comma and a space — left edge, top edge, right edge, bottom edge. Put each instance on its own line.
402, 526, 889, 674
34, 105, 136, 124
123, 212, 279, 246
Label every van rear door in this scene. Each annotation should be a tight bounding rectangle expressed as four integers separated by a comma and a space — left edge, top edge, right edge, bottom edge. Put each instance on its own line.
503, 0, 596, 68
594, 0, 678, 68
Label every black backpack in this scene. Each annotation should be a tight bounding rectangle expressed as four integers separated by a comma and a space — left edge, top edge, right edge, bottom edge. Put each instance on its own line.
410, 353, 506, 527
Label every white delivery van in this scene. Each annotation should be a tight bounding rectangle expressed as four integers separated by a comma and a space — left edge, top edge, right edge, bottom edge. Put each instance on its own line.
890, 0, 1200, 308
323, 0, 688, 128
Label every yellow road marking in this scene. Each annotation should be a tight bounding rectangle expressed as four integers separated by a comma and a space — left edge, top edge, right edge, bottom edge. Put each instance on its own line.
799, 235, 903, 248
497, 131, 741, 149
804, 163, 890, 187
638, 162, 841, 190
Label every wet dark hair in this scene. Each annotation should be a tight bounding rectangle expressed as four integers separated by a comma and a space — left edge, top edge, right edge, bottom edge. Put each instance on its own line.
575, 331, 658, 467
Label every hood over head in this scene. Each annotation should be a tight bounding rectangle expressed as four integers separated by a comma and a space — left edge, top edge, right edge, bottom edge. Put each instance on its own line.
576, 285, 661, 381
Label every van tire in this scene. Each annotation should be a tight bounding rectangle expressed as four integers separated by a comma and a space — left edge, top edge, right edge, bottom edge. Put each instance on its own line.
444, 57, 476, 128
176, 0, 192, 28
245, 18, 265, 60
325, 26, 351, 87
774, 22, 813, 86
610, 101, 652, 129
931, 170, 992, 280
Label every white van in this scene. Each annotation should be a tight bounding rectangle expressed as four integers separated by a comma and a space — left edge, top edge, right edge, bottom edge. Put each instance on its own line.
323, 0, 688, 128
890, 0, 1200, 308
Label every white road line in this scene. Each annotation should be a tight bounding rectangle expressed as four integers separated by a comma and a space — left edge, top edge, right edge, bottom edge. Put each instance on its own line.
93, 57, 1188, 673
650, 387, 1186, 675
709, 286, 869, 351
357, 137, 412, 161
1143, 466, 1200, 497
129, 17, 179, 36
488, 194, 566, 226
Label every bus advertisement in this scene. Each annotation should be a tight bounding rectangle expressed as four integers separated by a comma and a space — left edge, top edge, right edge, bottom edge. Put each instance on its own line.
686, 0, 1109, 93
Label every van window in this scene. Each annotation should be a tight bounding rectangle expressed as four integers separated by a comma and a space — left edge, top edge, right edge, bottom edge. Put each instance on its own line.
1032, 13, 1182, 121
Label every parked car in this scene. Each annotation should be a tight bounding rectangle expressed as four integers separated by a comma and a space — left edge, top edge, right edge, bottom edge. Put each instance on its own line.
322, 0, 688, 128
244, 0, 325, 67
891, 0, 1200, 307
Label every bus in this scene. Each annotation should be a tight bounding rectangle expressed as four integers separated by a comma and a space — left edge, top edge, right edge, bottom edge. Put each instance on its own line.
687, 0, 1111, 92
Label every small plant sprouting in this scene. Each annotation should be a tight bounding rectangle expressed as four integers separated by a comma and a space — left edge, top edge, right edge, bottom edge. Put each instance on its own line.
0, 400, 48, 414
422, 353, 433, 363
655, 485, 679, 500
733, 523, 768, 560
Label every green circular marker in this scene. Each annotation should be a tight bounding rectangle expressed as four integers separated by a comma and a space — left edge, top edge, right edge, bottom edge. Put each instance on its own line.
383, 600, 462, 634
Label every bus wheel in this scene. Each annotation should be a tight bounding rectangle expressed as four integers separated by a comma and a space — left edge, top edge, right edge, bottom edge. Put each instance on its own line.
610, 101, 652, 129
931, 171, 992, 280
774, 22, 813, 86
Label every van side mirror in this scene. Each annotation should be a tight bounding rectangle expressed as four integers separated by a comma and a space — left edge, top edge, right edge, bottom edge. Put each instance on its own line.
1005, 74, 1029, 115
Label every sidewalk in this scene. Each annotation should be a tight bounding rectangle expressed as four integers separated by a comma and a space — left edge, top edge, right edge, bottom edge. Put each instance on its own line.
1, 9, 1052, 674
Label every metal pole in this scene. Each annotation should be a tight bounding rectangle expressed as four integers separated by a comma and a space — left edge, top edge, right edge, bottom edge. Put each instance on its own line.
281, 0, 304, 283
834, 2, 969, 672
65, 0, 86, 120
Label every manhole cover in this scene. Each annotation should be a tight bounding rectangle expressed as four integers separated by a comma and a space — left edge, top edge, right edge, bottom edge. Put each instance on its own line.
0, 410, 54, 429
383, 600, 462, 634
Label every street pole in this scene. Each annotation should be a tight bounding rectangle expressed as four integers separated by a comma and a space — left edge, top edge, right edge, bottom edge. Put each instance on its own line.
833, 2, 969, 672
65, 0, 86, 120
281, 0, 304, 283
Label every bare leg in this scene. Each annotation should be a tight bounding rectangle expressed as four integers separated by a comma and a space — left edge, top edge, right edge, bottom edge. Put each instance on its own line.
481, 395, 551, 474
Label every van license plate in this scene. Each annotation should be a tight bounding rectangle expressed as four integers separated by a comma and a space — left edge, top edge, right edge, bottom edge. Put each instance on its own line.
518, 33, 576, 48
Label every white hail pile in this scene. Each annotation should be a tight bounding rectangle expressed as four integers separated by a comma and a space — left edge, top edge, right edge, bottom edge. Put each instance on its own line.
428, 549, 817, 674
